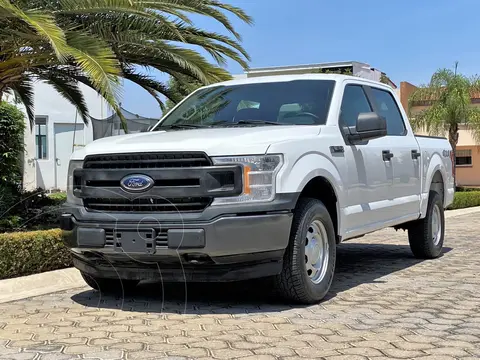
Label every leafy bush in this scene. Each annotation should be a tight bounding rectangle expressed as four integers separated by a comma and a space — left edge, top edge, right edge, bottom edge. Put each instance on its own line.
0, 229, 72, 279
456, 186, 479, 192
0, 188, 65, 232
0, 102, 25, 185
0, 183, 21, 217
447, 191, 480, 210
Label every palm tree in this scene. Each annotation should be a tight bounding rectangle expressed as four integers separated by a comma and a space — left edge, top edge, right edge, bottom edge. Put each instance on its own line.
0, 0, 252, 129
408, 63, 480, 183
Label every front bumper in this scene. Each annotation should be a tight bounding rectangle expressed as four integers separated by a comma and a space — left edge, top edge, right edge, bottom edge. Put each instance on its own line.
60, 194, 297, 282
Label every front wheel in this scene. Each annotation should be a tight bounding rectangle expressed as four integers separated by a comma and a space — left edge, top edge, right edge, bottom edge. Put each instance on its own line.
408, 190, 445, 259
274, 197, 336, 304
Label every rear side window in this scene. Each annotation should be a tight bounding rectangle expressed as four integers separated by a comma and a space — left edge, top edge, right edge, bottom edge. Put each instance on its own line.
339, 85, 372, 127
370, 88, 406, 136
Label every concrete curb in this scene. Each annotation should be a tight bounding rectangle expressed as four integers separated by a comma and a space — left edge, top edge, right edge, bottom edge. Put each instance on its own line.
0, 267, 85, 304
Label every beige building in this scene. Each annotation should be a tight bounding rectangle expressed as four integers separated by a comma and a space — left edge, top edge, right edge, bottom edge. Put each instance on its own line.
398, 82, 480, 187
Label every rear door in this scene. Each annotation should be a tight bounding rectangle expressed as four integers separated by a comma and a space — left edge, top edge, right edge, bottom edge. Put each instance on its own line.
368, 86, 422, 221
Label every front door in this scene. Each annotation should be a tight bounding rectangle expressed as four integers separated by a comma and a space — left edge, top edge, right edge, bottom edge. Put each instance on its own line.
339, 84, 394, 238
54, 123, 85, 190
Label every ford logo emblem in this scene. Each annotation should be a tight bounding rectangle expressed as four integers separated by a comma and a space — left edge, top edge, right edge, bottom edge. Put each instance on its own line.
120, 174, 154, 193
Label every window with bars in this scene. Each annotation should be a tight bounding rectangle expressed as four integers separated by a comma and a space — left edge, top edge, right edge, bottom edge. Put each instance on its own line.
35, 116, 48, 159
456, 149, 472, 166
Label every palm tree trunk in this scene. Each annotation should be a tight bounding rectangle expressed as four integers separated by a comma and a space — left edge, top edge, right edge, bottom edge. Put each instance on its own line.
448, 124, 459, 188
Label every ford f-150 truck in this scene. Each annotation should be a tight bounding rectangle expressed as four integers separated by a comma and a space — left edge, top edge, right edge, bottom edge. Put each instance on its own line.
61, 74, 455, 304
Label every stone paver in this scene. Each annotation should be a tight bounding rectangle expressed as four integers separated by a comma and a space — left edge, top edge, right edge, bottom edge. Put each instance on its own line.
1, 213, 480, 359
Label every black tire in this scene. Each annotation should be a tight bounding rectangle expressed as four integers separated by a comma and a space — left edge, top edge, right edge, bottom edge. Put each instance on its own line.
408, 190, 445, 259
274, 197, 336, 304
81, 272, 139, 294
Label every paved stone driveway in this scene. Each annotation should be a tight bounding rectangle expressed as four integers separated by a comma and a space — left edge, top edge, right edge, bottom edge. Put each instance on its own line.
1, 213, 480, 360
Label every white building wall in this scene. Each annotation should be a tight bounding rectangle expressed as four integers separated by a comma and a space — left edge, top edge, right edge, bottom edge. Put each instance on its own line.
24, 82, 109, 191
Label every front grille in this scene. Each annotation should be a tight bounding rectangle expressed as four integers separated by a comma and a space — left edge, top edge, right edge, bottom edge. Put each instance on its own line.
82, 152, 214, 213
105, 229, 168, 248
85, 197, 212, 213
83, 152, 211, 169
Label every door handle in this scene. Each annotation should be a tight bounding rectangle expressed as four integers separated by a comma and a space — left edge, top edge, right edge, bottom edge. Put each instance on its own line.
382, 150, 394, 161
56, 158, 61, 166
411, 149, 421, 159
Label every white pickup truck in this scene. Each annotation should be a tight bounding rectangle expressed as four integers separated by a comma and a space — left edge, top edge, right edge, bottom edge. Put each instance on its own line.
61, 74, 455, 304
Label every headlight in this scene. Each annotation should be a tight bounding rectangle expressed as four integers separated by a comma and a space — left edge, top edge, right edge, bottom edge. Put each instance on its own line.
66, 160, 83, 206
211, 154, 283, 205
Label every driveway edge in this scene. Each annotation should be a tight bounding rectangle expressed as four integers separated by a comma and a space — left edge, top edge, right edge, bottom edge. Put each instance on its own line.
445, 206, 480, 218
0, 267, 85, 304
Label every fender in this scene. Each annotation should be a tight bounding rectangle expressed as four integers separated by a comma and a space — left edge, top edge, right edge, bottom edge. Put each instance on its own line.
421, 150, 448, 217
277, 151, 346, 236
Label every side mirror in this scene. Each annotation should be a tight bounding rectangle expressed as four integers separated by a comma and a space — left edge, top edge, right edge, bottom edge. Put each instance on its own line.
347, 112, 387, 142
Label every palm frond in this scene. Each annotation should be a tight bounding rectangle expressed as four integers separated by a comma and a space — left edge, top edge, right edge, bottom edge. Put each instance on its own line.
0, 0, 69, 61
9, 78, 34, 127
141, 0, 252, 40
122, 67, 179, 103
65, 31, 121, 108
465, 107, 480, 144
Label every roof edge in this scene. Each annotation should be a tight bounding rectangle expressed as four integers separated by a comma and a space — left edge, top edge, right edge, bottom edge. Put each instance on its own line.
245, 61, 369, 73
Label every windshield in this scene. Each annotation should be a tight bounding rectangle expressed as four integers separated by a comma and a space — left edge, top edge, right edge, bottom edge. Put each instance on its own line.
153, 79, 335, 129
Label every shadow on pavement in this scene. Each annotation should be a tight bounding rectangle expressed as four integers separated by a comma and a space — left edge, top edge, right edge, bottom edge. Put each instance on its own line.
71, 243, 453, 314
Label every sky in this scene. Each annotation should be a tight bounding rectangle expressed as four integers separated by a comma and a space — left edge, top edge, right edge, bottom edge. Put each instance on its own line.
121, 0, 480, 118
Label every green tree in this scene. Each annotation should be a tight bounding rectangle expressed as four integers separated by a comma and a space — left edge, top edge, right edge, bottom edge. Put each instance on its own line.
408, 63, 480, 183
0, 102, 25, 185
380, 73, 392, 85
0, 0, 252, 129
315, 67, 353, 75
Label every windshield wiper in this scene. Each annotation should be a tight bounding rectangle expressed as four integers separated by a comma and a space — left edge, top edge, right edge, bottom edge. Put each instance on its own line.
237, 120, 281, 125
157, 124, 207, 130
211, 119, 282, 127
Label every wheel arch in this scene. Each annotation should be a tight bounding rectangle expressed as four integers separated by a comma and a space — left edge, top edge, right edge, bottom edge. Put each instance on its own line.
278, 152, 346, 241
430, 171, 445, 202
296, 176, 341, 244
422, 153, 448, 216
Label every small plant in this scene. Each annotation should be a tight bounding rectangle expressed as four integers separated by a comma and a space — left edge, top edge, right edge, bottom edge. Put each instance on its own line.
48, 192, 67, 204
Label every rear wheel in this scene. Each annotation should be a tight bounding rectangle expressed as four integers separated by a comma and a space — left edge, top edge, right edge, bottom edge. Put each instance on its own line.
81, 272, 139, 294
274, 197, 336, 304
408, 190, 445, 259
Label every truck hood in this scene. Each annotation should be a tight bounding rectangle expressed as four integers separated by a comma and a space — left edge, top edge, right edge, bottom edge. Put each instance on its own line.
73, 126, 320, 159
